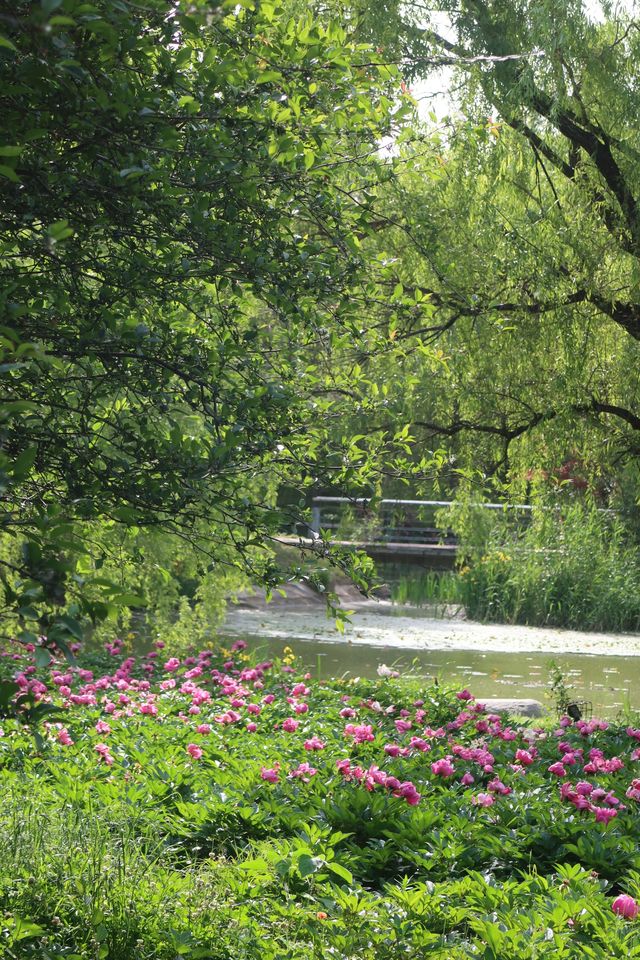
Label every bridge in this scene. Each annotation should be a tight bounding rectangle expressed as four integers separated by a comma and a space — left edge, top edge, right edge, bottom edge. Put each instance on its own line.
281, 497, 533, 569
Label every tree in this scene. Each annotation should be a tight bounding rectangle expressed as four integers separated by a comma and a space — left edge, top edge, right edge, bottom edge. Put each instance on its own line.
343, 0, 640, 490
0, 0, 411, 648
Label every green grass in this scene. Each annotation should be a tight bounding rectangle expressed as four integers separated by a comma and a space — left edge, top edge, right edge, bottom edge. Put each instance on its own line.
397, 502, 640, 633
388, 569, 464, 610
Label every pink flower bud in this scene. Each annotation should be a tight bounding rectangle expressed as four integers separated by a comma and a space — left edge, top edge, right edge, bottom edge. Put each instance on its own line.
612, 894, 638, 919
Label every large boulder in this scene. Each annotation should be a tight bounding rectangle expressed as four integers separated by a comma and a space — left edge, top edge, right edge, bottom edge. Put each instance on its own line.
481, 698, 545, 718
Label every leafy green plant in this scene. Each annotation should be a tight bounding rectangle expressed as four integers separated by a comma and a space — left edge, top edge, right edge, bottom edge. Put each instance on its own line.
443, 501, 640, 632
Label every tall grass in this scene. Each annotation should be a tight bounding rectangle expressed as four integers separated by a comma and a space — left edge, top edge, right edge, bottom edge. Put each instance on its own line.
0, 794, 277, 959
452, 502, 640, 632
389, 570, 464, 611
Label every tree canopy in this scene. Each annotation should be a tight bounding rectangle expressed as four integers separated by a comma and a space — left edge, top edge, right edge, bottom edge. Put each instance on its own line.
0, 0, 417, 647
344, 0, 640, 493
2, 0, 640, 650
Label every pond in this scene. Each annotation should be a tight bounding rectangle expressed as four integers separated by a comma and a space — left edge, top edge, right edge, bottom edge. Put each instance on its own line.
222, 602, 640, 716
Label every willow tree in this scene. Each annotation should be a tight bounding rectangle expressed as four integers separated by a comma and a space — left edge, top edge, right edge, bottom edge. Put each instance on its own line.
344, 0, 640, 493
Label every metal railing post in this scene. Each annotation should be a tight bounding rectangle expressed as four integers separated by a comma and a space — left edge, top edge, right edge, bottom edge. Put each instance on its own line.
310, 504, 322, 537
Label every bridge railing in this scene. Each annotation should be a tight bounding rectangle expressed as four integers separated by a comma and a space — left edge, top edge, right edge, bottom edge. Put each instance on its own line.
308, 497, 533, 545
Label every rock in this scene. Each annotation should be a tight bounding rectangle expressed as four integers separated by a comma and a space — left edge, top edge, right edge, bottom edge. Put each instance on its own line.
480, 697, 545, 718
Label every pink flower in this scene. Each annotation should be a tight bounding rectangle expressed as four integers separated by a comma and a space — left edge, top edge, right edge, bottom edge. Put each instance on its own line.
95, 742, 114, 765
294, 703, 309, 715
260, 765, 279, 783
187, 743, 203, 759
612, 894, 638, 919
594, 807, 617, 824
487, 778, 511, 796
396, 781, 421, 805
394, 719, 412, 733
456, 689, 474, 700
57, 728, 73, 746
344, 723, 375, 743
460, 771, 475, 786
289, 762, 317, 781
246, 721, 258, 732
548, 762, 566, 777
214, 710, 241, 725
303, 736, 325, 751
384, 744, 401, 757
282, 717, 300, 733
576, 781, 593, 796
164, 658, 180, 672
626, 779, 640, 802
431, 758, 455, 777
472, 793, 495, 807
196, 724, 211, 735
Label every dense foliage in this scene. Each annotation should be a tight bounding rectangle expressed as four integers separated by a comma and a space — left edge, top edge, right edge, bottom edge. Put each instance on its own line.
339, 0, 640, 491
0, 0, 427, 643
2, 642, 640, 957
3, 0, 640, 643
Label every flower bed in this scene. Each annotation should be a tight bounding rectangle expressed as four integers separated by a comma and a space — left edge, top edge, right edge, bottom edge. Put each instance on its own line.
1, 639, 640, 957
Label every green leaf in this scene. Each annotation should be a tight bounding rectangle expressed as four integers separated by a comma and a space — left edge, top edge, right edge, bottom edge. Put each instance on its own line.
0, 35, 17, 52
297, 854, 324, 877
0, 164, 19, 182
34, 646, 52, 669
11, 446, 37, 479
11, 917, 46, 941
47, 220, 74, 241
326, 861, 353, 884
238, 858, 270, 875
0, 145, 23, 157
256, 71, 281, 84
119, 166, 145, 179
1, 401, 38, 417
0, 680, 19, 711
56, 614, 84, 639
109, 593, 147, 607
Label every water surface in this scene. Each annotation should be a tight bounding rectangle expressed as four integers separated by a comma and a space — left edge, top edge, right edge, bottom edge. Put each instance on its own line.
223, 603, 640, 716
